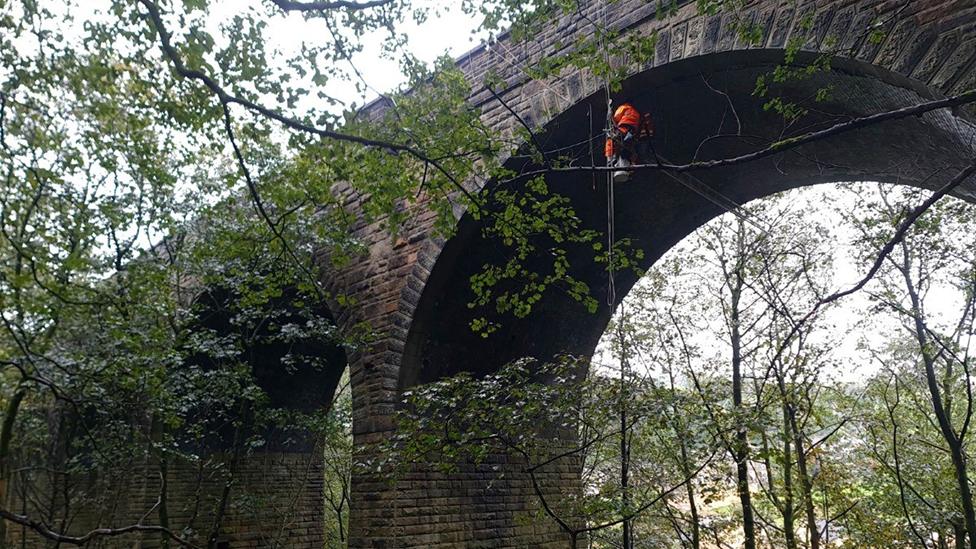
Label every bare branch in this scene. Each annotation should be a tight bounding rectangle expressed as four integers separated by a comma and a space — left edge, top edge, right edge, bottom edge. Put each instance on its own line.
511, 88, 976, 181
766, 160, 976, 371
270, 0, 393, 11
0, 509, 200, 548
220, 102, 326, 301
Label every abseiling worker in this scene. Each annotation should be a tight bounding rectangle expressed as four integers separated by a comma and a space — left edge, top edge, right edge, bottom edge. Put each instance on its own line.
604, 101, 655, 183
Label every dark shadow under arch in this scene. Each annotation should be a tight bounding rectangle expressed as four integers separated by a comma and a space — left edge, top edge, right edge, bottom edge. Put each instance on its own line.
399, 49, 976, 391
188, 285, 348, 451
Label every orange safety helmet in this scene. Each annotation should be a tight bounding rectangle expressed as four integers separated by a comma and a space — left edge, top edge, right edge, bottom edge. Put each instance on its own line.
612, 103, 641, 131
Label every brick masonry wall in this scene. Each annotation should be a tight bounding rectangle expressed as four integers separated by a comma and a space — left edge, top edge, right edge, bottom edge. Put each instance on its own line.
337, 0, 976, 547
5, 451, 323, 548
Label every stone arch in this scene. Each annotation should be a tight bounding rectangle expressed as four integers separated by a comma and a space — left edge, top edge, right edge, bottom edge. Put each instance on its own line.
180, 284, 348, 547
5, 280, 348, 549
349, 1, 976, 546
375, 50, 976, 549
399, 49, 976, 393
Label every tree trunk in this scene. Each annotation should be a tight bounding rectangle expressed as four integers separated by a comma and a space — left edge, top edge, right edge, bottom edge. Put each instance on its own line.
0, 387, 27, 548
900, 247, 976, 549
208, 403, 249, 549
158, 455, 170, 549
679, 440, 701, 549
731, 282, 756, 549
150, 416, 170, 549
617, 311, 632, 549
780, 384, 819, 549
669, 363, 700, 549
781, 400, 797, 549
792, 423, 819, 549
948, 440, 976, 549
621, 410, 631, 549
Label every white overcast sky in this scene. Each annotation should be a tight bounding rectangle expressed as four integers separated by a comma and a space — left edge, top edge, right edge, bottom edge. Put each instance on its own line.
214, 0, 486, 108
594, 184, 970, 385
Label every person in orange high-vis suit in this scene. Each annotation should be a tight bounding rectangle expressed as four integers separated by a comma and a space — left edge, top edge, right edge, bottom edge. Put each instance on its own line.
605, 102, 654, 183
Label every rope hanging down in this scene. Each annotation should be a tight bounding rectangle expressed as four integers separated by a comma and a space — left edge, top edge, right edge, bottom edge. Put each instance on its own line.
607, 158, 617, 306
602, 115, 772, 306
596, 0, 768, 309
655, 159, 772, 237
601, 0, 618, 309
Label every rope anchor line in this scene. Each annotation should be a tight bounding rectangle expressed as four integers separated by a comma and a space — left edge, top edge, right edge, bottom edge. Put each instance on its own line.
655, 163, 771, 238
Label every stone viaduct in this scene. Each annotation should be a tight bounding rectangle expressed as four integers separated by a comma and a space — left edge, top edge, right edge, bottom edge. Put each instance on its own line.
12, 0, 976, 547
332, 0, 976, 546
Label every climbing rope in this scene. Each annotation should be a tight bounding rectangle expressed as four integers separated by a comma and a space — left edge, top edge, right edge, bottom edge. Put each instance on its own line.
601, 0, 618, 309
658, 163, 772, 238
607, 161, 617, 306
594, 1, 771, 311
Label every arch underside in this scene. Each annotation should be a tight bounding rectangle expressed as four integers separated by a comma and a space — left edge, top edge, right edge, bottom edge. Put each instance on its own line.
190, 286, 348, 451
402, 50, 976, 389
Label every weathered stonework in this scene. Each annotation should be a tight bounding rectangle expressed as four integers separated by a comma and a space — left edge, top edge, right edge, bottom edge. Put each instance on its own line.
5, 452, 323, 548
334, 0, 976, 547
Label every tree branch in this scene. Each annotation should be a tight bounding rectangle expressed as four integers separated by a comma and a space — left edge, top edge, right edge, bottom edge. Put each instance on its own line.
765, 160, 976, 372
137, 0, 479, 208
0, 509, 200, 548
219, 102, 327, 301
510, 88, 976, 181
270, 0, 393, 11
